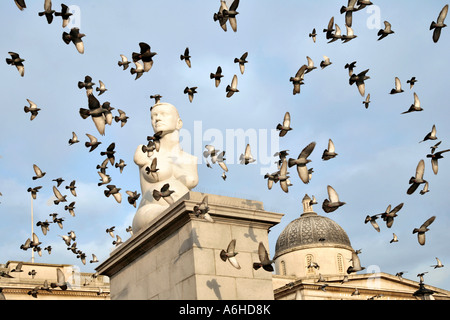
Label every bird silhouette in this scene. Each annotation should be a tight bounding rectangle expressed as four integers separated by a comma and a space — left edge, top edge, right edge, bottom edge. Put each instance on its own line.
427, 148, 450, 175
54, 3, 72, 28
38, 0, 55, 24
6, 51, 25, 77
234, 52, 248, 74
132, 42, 157, 72
322, 139, 338, 160
378, 21, 394, 40
239, 144, 256, 165
413, 216, 436, 245
32, 164, 46, 180
276, 112, 292, 137
252, 242, 274, 272
14, 0, 26, 10
85, 133, 101, 152
220, 239, 241, 269
290, 65, 307, 95
184, 86, 198, 103
390, 77, 404, 94
402, 92, 423, 114
210, 66, 224, 87
381, 202, 404, 228
153, 183, 174, 205
226, 75, 239, 97
24, 99, 41, 120
62, 27, 85, 54
407, 159, 427, 195
180, 47, 191, 68
288, 142, 316, 184
419, 125, 437, 143
104, 185, 122, 203
430, 4, 448, 43
193, 195, 213, 222
118, 54, 131, 70
322, 185, 346, 213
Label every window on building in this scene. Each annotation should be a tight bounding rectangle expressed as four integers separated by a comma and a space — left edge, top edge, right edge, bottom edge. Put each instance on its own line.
281, 260, 286, 276
306, 254, 315, 274
337, 253, 344, 273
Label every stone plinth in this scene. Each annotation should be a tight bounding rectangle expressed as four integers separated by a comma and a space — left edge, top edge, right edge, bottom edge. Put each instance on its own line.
96, 191, 283, 300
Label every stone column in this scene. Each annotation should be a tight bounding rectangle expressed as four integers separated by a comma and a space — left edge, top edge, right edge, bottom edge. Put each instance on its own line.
96, 191, 283, 300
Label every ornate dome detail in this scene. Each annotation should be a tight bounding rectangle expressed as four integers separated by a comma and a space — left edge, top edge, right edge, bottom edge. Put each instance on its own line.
274, 194, 352, 259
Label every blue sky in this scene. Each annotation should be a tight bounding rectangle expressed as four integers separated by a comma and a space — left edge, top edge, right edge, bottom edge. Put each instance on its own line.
1, 0, 450, 292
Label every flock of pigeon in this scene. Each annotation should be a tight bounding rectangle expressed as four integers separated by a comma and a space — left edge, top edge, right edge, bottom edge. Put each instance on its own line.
1, 0, 449, 298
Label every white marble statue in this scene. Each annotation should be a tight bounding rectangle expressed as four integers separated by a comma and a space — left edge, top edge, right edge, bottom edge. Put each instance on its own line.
132, 102, 198, 233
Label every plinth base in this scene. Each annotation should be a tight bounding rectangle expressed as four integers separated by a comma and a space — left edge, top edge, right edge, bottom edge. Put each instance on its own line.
96, 191, 283, 300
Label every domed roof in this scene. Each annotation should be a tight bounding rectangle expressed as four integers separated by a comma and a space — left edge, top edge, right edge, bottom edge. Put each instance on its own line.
274, 195, 352, 259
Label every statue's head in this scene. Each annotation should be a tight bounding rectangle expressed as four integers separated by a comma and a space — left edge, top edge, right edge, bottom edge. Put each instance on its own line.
150, 102, 183, 135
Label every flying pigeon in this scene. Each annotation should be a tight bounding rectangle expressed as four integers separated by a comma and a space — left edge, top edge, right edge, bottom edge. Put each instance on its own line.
378, 21, 394, 40
184, 86, 198, 103
322, 185, 346, 213
180, 47, 191, 68
62, 27, 85, 54
342, 25, 357, 43
430, 4, 448, 43
349, 69, 370, 97
234, 52, 248, 74
407, 159, 427, 195
79, 94, 109, 136
347, 250, 365, 274
322, 139, 338, 160
320, 56, 332, 69
78, 76, 95, 96
276, 112, 292, 137
118, 54, 131, 70
193, 195, 214, 222
420, 125, 438, 143
413, 216, 436, 245
402, 92, 423, 114
239, 144, 256, 165
24, 99, 41, 120
210, 66, 224, 87
252, 242, 274, 272
6, 52, 25, 76
431, 257, 444, 269
220, 239, 241, 269
85, 133, 101, 152
213, 0, 229, 32
38, 0, 55, 24
64, 201, 76, 217
278, 159, 290, 193
153, 183, 174, 205
126, 191, 140, 208
100, 142, 116, 166
390, 233, 399, 243
407, 77, 418, 89
14, 0, 26, 10
132, 42, 157, 72
53, 186, 67, 205
305, 56, 317, 73
340, 0, 358, 27
364, 214, 381, 232
288, 142, 316, 184
104, 185, 122, 203
96, 80, 108, 96
226, 75, 239, 97
65, 180, 77, 197
54, 3, 72, 28
390, 77, 404, 94
381, 202, 404, 228
130, 61, 144, 80
290, 64, 307, 95
309, 28, 317, 42
32, 164, 46, 180
50, 268, 68, 290
223, 0, 240, 32
68, 132, 79, 145
427, 148, 450, 175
